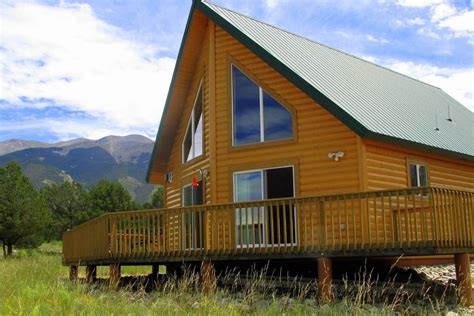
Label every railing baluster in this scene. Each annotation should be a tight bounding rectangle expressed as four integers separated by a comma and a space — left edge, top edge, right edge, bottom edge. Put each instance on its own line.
351, 195, 356, 250
344, 196, 349, 250
366, 193, 371, 247
388, 193, 394, 248
374, 193, 379, 248
404, 191, 410, 248
336, 196, 341, 250
420, 189, 426, 245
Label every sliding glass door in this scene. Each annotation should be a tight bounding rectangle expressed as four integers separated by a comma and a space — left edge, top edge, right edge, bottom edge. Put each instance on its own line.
234, 166, 296, 248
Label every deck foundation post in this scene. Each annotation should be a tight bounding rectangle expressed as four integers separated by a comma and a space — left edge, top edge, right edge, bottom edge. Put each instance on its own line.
69, 265, 78, 282
109, 263, 121, 289
454, 253, 472, 306
201, 259, 216, 293
85, 265, 97, 283
317, 257, 333, 304
152, 264, 160, 281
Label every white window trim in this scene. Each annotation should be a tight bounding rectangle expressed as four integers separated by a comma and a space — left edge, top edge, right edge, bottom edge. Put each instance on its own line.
231, 64, 292, 146
409, 163, 427, 187
233, 165, 297, 248
182, 78, 204, 163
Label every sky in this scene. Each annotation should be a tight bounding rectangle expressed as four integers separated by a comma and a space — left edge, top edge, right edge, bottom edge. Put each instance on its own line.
0, 0, 473, 143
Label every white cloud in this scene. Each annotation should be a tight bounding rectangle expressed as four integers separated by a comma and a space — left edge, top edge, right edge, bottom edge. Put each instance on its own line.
396, 0, 444, 7
385, 60, 473, 111
366, 35, 389, 44
417, 27, 442, 39
0, 1, 175, 139
439, 10, 474, 36
430, 3, 457, 22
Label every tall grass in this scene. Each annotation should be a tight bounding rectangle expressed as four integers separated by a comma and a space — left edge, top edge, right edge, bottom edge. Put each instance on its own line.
0, 246, 467, 315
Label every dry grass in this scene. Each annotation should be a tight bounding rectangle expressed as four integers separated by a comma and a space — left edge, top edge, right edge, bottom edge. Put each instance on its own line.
0, 244, 470, 315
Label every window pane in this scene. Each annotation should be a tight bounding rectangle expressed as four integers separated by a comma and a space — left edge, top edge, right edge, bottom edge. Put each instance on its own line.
183, 186, 192, 206
183, 123, 192, 162
232, 66, 261, 145
263, 92, 292, 141
192, 180, 203, 205
418, 165, 427, 187
193, 89, 203, 158
235, 171, 263, 202
409, 164, 418, 187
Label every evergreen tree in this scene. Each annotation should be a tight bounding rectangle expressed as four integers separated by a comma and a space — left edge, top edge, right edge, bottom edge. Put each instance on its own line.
0, 162, 50, 256
42, 181, 94, 240
89, 179, 136, 213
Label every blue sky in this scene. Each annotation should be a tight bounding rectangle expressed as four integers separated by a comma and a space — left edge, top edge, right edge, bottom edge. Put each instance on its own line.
0, 0, 473, 143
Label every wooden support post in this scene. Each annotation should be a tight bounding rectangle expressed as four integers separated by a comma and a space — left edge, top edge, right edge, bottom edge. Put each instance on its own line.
109, 263, 121, 289
454, 253, 472, 306
69, 265, 78, 282
152, 264, 159, 281
85, 265, 96, 283
201, 259, 216, 294
317, 257, 333, 304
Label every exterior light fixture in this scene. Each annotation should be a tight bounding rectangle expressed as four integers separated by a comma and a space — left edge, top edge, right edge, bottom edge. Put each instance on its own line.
328, 152, 344, 161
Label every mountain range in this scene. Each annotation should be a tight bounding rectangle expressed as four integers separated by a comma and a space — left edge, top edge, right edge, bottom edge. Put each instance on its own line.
0, 135, 157, 203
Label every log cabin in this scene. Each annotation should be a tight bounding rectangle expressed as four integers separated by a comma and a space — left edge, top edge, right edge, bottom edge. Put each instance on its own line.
63, 0, 473, 304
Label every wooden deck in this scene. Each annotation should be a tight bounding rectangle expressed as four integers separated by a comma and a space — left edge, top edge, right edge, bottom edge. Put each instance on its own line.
62, 187, 474, 265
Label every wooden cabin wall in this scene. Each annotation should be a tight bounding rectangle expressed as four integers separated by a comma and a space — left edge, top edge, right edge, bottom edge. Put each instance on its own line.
213, 25, 361, 202
164, 24, 211, 209
208, 25, 363, 251
363, 141, 474, 192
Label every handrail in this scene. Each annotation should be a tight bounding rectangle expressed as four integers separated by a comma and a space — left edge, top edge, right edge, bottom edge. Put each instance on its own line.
63, 187, 474, 264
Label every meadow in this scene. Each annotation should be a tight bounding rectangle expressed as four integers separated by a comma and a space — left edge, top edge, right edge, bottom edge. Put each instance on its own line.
0, 243, 469, 315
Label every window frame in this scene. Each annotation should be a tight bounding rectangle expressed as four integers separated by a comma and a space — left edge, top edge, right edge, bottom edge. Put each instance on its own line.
181, 181, 204, 250
232, 165, 296, 248
182, 78, 204, 164
406, 159, 430, 188
230, 63, 295, 147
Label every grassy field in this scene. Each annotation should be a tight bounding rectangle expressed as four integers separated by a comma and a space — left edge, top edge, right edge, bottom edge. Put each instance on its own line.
0, 244, 468, 315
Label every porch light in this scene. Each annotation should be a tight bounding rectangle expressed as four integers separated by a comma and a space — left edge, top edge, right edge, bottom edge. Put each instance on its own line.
328, 151, 344, 161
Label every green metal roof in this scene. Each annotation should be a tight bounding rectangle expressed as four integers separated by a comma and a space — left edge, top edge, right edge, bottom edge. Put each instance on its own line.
199, 1, 473, 160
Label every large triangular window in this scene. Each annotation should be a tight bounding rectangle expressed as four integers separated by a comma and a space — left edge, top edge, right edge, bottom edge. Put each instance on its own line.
182, 80, 203, 163
232, 65, 293, 146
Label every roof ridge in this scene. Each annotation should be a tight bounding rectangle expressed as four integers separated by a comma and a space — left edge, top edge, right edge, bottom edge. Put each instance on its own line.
203, 1, 442, 91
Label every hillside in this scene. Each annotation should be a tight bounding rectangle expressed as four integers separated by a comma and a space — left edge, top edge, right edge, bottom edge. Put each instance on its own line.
0, 135, 156, 203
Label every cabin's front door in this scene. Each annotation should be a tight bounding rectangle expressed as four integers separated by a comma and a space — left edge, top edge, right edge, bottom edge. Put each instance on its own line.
234, 166, 296, 248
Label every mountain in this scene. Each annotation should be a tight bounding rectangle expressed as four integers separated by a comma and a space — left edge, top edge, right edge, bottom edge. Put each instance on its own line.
0, 135, 157, 203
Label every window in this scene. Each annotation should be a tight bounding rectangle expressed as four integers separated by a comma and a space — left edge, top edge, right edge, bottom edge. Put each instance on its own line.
232, 65, 292, 145
182, 180, 203, 249
182, 180, 203, 206
182, 81, 203, 163
234, 166, 296, 247
408, 162, 428, 187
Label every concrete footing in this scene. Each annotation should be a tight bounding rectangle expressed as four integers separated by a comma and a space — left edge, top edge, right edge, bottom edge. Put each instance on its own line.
317, 257, 333, 303
454, 253, 472, 306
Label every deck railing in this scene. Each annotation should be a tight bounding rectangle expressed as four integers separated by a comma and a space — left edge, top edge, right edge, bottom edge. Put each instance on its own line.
62, 187, 474, 264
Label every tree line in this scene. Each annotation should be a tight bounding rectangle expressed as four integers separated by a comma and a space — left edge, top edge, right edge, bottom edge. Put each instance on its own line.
0, 161, 164, 257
